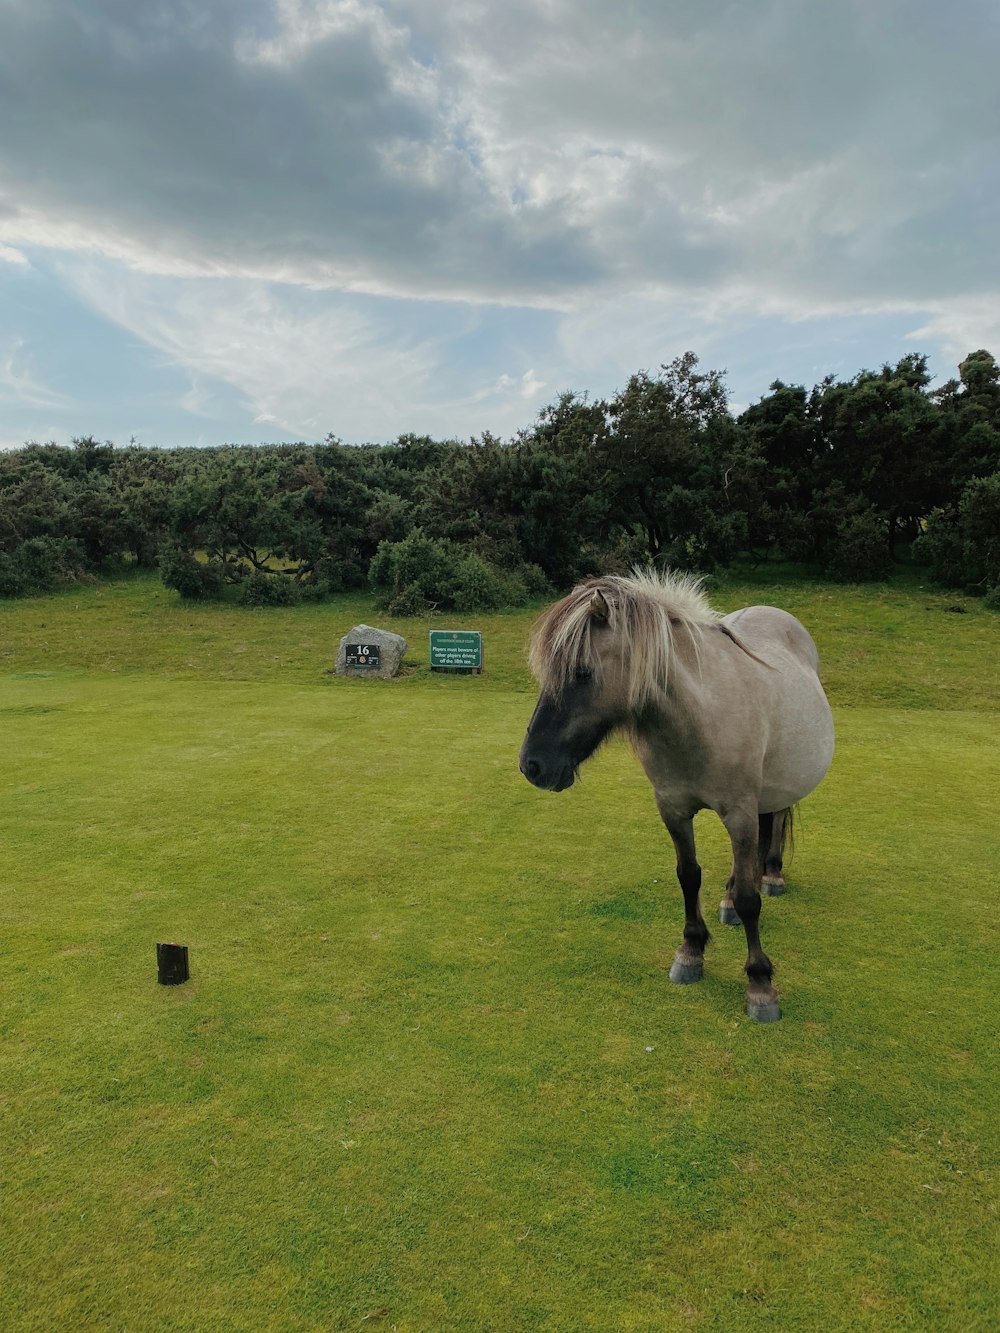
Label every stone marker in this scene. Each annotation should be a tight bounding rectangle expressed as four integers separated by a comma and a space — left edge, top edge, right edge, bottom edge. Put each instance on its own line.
335, 624, 408, 679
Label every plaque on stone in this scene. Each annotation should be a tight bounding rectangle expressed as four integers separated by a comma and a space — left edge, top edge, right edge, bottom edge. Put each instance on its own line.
345, 643, 381, 668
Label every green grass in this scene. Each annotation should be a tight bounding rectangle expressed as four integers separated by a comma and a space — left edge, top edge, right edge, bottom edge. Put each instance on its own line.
1, 572, 998, 1331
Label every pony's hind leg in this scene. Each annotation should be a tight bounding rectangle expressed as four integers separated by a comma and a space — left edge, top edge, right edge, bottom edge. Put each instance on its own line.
721, 809, 791, 922
761, 808, 790, 896
724, 807, 781, 1022
720, 869, 740, 925
662, 816, 710, 985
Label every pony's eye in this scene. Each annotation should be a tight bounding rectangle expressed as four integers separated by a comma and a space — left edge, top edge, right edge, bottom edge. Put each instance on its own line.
574, 665, 593, 682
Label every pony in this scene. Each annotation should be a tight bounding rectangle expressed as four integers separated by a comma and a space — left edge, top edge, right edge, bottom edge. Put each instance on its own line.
518, 569, 834, 1022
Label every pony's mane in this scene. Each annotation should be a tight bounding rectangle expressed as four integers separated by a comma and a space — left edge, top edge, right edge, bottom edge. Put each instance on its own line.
529, 568, 719, 709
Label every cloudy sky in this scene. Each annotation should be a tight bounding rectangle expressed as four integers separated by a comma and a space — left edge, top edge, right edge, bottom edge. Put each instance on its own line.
1, 0, 997, 448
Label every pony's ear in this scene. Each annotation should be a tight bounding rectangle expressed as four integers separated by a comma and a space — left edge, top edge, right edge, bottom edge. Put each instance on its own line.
589, 589, 610, 622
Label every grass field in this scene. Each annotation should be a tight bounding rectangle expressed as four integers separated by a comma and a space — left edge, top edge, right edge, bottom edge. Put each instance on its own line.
1, 571, 998, 1331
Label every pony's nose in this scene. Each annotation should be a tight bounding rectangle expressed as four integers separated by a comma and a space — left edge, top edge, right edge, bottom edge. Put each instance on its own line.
520, 756, 542, 784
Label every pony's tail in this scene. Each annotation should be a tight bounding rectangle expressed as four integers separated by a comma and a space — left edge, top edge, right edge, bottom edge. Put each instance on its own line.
784, 806, 796, 862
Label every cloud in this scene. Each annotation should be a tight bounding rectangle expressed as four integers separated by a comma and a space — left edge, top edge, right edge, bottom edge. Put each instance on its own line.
0, 337, 76, 411
2, 0, 996, 316
61, 263, 432, 436
58, 260, 565, 440
0, 0, 597, 303
0, 0, 997, 444
382, 0, 1000, 311
908, 300, 1000, 369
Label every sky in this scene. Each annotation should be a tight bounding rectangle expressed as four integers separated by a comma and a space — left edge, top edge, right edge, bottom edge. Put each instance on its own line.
1, 0, 998, 449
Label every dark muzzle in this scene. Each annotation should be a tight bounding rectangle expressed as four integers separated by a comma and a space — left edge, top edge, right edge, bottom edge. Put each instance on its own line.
518, 749, 575, 791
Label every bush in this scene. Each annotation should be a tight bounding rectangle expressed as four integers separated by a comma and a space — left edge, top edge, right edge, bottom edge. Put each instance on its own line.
299, 556, 346, 601
918, 472, 1000, 595
0, 537, 86, 597
955, 472, 1000, 589
914, 515, 966, 586
825, 507, 893, 582
518, 563, 553, 599
369, 529, 458, 609
370, 530, 537, 614
159, 546, 225, 600
452, 554, 517, 612
983, 584, 1000, 612
239, 571, 302, 607
386, 583, 435, 616
660, 510, 748, 574
0, 553, 27, 598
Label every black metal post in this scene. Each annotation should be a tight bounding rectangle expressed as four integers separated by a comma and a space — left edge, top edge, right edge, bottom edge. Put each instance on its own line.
157, 942, 190, 985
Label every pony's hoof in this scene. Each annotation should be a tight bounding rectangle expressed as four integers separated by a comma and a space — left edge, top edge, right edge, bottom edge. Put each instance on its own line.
761, 877, 785, 896
745, 995, 782, 1023
719, 901, 741, 926
668, 956, 703, 984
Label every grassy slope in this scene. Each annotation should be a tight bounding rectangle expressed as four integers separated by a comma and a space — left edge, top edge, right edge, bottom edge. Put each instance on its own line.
1, 573, 998, 1331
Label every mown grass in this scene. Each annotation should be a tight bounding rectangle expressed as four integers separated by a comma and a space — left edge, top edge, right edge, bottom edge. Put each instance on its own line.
1, 571, 998, 1331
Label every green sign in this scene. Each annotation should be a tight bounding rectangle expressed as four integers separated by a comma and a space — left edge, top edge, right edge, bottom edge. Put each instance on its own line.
429, 630, 483, 673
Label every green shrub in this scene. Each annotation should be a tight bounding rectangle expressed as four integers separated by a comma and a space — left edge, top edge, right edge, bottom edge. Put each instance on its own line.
299, 556, 345, 601
825, 507, 893, 582
955, 472, 1000, 588
386, 583, 435, 616
239, 571, 302, 607
0, 537, 86, 597
0, 553, 28, 598
370, 530, 538, 614
298, 578, 333, 603
918, 472, 1000, 595
914, 515, 966, 586
369, 529, 458, 609
518, 563, 553, 599
452, 554, 514, 612
159, 546, 225, 600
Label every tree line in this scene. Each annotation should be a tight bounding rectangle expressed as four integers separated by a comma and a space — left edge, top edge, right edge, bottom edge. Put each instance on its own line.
2, 349, 999, 610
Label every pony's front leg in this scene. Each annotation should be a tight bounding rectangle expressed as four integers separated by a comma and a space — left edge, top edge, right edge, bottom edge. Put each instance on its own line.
724, 809, 781, 1022
662, 816, 710, 985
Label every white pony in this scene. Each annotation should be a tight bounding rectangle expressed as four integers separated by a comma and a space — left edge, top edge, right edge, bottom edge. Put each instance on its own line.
519, 569, 834, 1022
